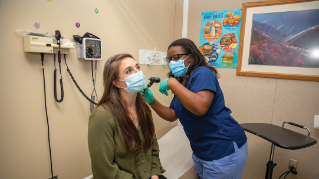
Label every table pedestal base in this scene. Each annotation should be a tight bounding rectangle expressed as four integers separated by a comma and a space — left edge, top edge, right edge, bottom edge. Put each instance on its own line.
266, 161, 277, 179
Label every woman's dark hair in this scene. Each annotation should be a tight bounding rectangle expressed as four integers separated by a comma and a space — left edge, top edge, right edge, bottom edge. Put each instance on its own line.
96, 53, 155, 155
167, 38, 219, 85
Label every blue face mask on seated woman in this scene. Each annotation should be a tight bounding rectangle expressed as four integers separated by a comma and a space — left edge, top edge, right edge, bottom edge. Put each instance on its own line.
169, 54, 191, 77
119, 71, 146, 94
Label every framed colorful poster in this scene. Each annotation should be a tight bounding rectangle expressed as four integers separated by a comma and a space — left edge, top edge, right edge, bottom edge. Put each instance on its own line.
237, 0, 319, 81
199, 9, 242, 68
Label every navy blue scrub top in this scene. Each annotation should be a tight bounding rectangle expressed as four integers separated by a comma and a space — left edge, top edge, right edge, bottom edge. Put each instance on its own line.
169, 66, 247, 161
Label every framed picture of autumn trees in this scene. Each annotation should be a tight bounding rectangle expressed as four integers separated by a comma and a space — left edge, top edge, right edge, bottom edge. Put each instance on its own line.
237, 0, 319, 81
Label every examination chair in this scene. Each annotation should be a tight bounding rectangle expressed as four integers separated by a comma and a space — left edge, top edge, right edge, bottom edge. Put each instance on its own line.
157, 124, 199, 179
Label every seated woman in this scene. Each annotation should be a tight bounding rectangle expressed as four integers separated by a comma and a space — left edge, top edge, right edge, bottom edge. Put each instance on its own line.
88, 54, 165, 179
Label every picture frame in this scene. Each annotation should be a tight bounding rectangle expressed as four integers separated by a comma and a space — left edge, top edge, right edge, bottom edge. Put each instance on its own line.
237, 0, 319, 81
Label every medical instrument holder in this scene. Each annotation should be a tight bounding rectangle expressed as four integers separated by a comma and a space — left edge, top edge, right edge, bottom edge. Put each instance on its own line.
23, 35, 74, 54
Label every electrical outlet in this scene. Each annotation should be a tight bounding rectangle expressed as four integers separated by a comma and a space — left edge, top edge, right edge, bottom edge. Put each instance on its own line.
289, 159, 298, 171
48, 175, 57, 179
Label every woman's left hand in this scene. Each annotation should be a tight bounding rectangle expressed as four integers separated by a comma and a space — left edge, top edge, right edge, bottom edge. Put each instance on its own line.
159, 77, 173, 96
151, 175, 159, 179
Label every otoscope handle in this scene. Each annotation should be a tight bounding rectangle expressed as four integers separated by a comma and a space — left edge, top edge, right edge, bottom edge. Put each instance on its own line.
58, 50, 61, 64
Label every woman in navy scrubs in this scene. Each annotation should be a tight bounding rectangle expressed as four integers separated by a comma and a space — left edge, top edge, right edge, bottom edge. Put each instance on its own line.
141, 38, 248, 179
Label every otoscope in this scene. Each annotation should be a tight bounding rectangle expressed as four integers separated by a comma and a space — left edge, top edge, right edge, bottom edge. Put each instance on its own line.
143, 77, 161, 92
54, 30, 64, 102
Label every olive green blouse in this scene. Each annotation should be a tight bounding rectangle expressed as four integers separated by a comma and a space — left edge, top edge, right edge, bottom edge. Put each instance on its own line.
88, 105, 165, 179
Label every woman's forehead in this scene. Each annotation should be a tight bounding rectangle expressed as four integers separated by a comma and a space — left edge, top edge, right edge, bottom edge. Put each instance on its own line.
119, 57, 136, 68
168, 46, 186, 55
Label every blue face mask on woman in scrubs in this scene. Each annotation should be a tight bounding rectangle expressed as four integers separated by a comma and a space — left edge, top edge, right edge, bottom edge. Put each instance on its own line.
169, 54, 191, 77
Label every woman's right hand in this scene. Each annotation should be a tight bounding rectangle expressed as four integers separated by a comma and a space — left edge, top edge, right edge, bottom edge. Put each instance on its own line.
140, 88, 155, 104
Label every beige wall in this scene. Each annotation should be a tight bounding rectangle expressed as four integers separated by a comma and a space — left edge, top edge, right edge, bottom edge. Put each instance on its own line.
0, 0, 175, 179
175, 0, 319, 178
2, 0, 319, 178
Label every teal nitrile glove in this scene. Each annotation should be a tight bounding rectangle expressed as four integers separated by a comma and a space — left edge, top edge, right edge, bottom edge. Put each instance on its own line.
159, 77, 173, 96
140, 88, 155, 104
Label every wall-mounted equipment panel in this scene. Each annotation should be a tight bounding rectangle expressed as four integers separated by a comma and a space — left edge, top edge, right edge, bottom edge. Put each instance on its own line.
139, 49, 167, 65
76, 38, 102, 60
23, 36, 73, 54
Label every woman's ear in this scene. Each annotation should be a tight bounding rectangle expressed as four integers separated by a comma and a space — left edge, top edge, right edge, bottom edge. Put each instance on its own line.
186, 55, 192, 66
112, 80, 121, 89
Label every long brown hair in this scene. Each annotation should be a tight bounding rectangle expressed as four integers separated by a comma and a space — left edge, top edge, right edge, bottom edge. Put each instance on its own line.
96, 54, 155, 155
167, 38, 219, 86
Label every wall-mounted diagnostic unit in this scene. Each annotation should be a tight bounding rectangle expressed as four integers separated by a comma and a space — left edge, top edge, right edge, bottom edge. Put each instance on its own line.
23, 35, 74, 54
73, 33, 102, 60
76, 38, 102, 60
22, 30, 103, 179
